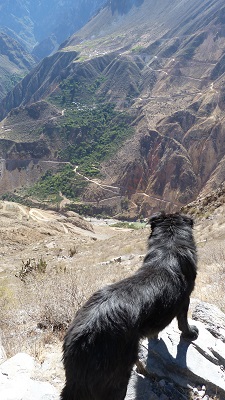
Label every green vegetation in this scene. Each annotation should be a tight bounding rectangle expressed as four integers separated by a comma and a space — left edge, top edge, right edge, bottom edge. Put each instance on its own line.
0, 191, 50, 207
111, 221, 146, 229
49, 77, 134, 178
65, 202, 115, 218
25, 101, 132, 202
58, 103, 134, 176
131, 45, 145, 53
27, 75, 134, 201
10, 100, 133, 203
25, 165, 88, 201
11, 76, 134, 204
50, 76, 106, 106
1, 165, 87, 204
5, 73, 25, 93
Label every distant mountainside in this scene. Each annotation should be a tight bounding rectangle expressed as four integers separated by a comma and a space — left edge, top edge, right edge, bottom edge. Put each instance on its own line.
0, 32, 36, 101
0, 0, 106, 59
1, 0, 225, 218
110, 0, 144, 15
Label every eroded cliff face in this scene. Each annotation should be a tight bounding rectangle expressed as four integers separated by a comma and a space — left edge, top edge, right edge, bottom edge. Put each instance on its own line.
156, 90, 225, 191
119, 130, 197, 199
108, 87, 225, 217
85, 127, 198, 217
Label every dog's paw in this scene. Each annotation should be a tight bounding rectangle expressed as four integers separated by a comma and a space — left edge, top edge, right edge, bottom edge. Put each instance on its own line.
181, 325, 199, 340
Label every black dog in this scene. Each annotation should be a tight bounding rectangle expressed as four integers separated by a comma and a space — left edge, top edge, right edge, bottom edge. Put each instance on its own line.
61, 212, 198, 400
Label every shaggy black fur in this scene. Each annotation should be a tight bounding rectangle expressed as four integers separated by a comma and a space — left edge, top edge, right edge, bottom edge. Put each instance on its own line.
61, 212, 198, 400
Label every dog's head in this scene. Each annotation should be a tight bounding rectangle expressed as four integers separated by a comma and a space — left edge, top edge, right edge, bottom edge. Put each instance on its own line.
149, 211, 194, 231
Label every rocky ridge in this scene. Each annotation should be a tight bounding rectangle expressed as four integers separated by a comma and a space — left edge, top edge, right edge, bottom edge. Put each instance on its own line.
181, 182, 225, 218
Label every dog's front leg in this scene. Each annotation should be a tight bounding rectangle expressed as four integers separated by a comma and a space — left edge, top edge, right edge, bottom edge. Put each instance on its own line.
177, 297, 198, 340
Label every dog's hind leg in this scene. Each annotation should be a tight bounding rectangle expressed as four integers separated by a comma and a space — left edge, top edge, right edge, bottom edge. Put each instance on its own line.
177, 297, 198, 340
60, 383, 91, 400
105, 386, 128, 400
102, 373, 131, 400
60, 385, 72, 400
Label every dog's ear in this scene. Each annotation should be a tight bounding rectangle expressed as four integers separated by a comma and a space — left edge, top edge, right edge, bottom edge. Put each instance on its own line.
149, 211, 165, 230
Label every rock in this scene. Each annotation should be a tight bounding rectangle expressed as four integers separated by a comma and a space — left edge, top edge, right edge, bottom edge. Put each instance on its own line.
0, 353, 59, 400
125, 371, 158, 400
0, 337, 6, 365
128, 317, 225, 400
114, 256, 122, 262
192, 301, 225, 342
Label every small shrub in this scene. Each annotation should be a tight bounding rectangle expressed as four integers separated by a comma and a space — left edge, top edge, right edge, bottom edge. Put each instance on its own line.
36, 257, 47, 273
111, 221, 145, 229
0, 268, 86, 357
16, 258, 47, 282
69, 246, 77, 257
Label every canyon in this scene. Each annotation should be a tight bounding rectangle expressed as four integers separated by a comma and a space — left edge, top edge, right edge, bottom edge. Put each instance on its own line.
1, 0, 225, 217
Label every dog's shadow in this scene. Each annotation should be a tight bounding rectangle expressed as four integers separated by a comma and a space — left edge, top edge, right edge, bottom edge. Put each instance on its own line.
131, 337, 192, 400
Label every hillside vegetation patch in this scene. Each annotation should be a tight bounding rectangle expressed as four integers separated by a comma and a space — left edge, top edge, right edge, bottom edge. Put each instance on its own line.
24, 104, 133, 202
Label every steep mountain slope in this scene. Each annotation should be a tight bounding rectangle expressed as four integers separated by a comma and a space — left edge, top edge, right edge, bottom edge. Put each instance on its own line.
0, 32, 36, 101
0, 0, 106, 59
1, 0, 225, 217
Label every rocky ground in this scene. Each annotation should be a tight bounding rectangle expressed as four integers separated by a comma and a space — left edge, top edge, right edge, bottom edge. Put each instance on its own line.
0, 200, 225, 399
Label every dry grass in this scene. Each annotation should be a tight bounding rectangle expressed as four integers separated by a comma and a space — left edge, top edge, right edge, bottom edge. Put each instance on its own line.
0, 269, 86, 358
0, 226, 147, 359
193, 207, 225, 313
1, 215, 225, 361
193, 240, 225, 312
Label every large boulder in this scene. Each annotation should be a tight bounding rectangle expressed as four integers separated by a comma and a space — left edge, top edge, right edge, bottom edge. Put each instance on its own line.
126, 302, 225, 400
192, 301, 225, 342
0, 353, 59, 400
